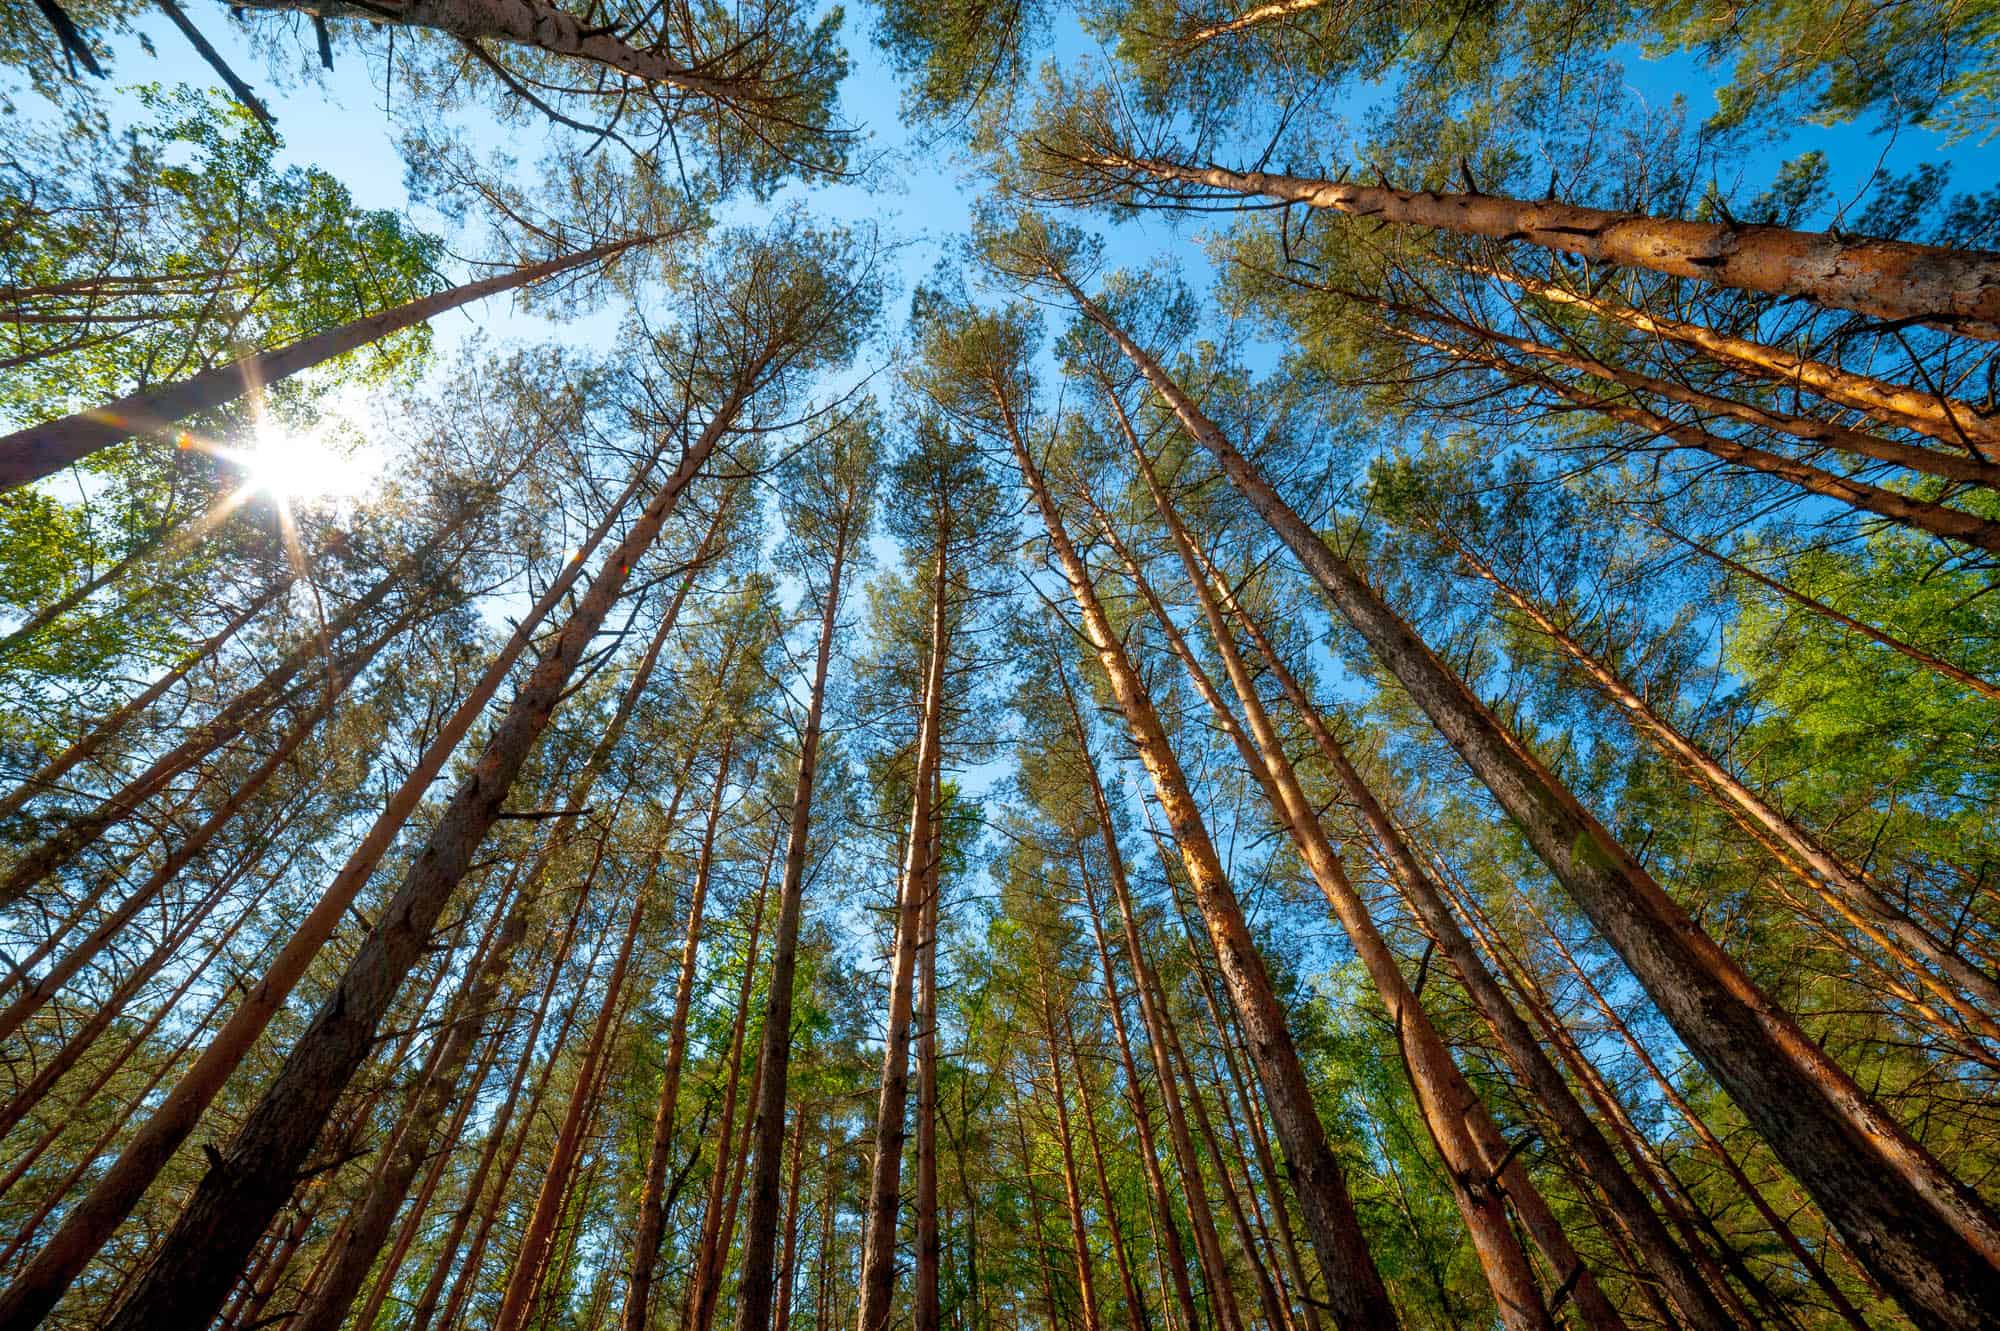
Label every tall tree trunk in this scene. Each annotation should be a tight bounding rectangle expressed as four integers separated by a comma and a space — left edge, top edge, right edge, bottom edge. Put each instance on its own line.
623, 736, 741, 1331
73, 389, 748, 1331
1035, 966, 1103, 1331
0, 638, 374, 1051
0, 461, 650, 1327
1203, 549, 1739, 1331
1386, 321, 2000, 554
0, 576, 290, 824
855, 540, 951, 1331
1057, 670, 1244, 1331
0, 499, 205, 663
688, 865, 775, 1331
1360, 293, 2000, 487
1075, 852, 1204, 1331
1056, 270, 2000, 1331
0, 236, 652, 489
1061, 998, 1149, 1331
776, 1103, 809, 1331
737, 496, 859, 1331
404, 877, 592, 1331
915, 757, 945, 1331
1002, 404, 1399, 1331
1092, 469, 1566, 1331
1074, 153, 2000, 336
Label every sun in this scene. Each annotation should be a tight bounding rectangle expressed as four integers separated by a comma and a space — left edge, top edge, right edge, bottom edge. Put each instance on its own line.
233, 426, 383, 505
206, 407, 386, 511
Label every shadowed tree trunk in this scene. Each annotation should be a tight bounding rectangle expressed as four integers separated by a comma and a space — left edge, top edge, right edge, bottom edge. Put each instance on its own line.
0, 462, 646, 1327
1200, 545, 1739, 1331
855, 539, 951, 1331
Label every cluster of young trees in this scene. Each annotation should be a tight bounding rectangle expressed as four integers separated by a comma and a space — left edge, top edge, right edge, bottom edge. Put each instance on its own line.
2, 0, 1998, 1329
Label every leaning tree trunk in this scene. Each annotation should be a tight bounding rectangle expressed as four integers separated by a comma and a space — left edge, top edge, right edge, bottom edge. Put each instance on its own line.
1076, 152, 2000, 337
0, 235, 651, 490
1650, 517, 2000, 705
1439, 529, 2000, 1038
622, 737, 740, 1331
71, 386, 747, 1331
1055, 272, 2000, 1331
1386, 321, 2000, 554
1360, 292, 2000, 488
282, 496, 722, 1331
1201, 550, 1739, 1331
1097, 415, 1577, 1330
0, 576, 290, 826
1005, 406, 1400, 1331
1075, 852, 1204, 1331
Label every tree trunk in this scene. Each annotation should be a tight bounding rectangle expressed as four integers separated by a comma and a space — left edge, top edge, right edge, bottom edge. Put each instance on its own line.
1058, 271, 2000, 1331
737, 499, 857, 1331
1003, 402, 1399, 1331
1061, 997, 1149, 1331
688, 865, 776, 1331
855, 539, 951, 1331
623, 736, 741, 1331
0, 576, 289, 824
75, 391, 745, 1331
1650, 517, 2000, 705
1035, 966, 1103, 1331
1442, 529, 2000, 1040
0, 236, 651, 489
1092, 467, 1563, 1331
1075, 853, 1205, 1331
1387, 321, 2000, 554
915, 756, 945, 1331
1364, 292, 2000, 487
1203, 550, 1738, 1331
1056, 670, 1245, 1331
1485, 264, 2000, 458
1082, 153, 2000, 337
0, 461, 648, 1326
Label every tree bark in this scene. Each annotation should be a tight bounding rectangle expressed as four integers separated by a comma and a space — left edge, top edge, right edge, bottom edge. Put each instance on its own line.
1485, 264, 2000, 458
1441, 529, 2000, 1040
1203, 551, 1739, 1331
855, 539, 951, 1331
623, 736, 741, 1331
1091, 470, 1563, 1331
1079, 153, 2000, 337
1057, 671, 1244, 1331
0, 461, 643, 1327
1075, 852, 1204, 1331
1651, 517, 2000, 704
